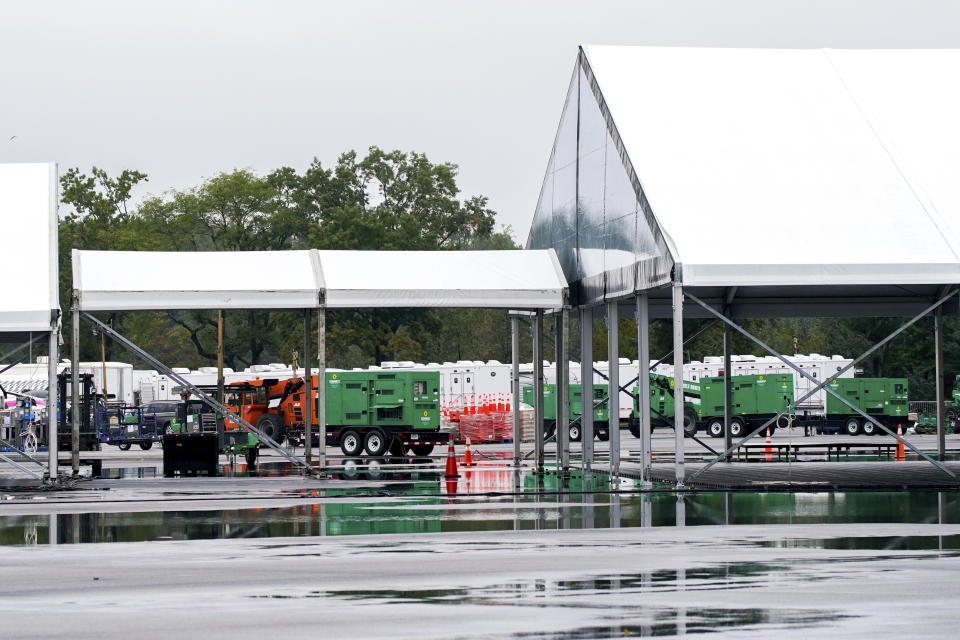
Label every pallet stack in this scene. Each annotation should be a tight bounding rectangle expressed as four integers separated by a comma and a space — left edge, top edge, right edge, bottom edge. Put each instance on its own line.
455, 407, 535, 443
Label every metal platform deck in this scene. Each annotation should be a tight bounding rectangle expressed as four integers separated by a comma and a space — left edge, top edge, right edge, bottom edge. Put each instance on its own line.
621, 461, 960, 491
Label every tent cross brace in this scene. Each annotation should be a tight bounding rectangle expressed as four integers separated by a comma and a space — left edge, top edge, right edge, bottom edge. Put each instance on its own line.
684, 290, 958, 482
82, 313, 320, 476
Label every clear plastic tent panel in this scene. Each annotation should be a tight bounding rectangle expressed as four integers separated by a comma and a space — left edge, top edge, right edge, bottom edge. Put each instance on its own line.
577, 64, 607, 286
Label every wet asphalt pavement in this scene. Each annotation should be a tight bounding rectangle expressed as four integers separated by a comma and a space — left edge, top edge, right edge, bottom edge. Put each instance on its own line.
2, 523, 959, 638
1, 430, 959, 637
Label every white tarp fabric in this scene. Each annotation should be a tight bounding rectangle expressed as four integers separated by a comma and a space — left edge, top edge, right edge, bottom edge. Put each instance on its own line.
0, 163, 58, 331
581, 46, 960, 288
74, 249, 323, 310
317, 249, 567, 308
74, 249, 567, 311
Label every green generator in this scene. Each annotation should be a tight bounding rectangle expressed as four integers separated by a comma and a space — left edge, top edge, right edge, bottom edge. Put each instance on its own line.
698, 374, 793, 438
824, 377, 908, 435
521, 383, 610, 442
325, 370, 445, 457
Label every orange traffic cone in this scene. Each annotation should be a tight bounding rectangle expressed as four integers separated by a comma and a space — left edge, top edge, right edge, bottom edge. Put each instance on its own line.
764, 427, 773, 462
896, 423, 905, 461
444, 435, 460, 478
463, 437, 475, 466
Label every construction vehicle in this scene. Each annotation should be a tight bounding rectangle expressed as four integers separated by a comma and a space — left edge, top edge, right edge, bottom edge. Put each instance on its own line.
628, 373, 793, 438
223, 370, 446, 457
521, 383, 610, 442
168, 383, 262, 464
57, 371, 100, 452
628, 373, 701, 438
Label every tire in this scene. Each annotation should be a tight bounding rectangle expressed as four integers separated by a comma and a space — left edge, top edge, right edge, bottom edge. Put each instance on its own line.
682, 407, 698, 437
118, 443, 131, 451
256, 414, 285, 443
844, 417, 861, 436
364, 429, 389, 456
729, 418, 745, 438
139, 441, 152, 451
245, 447, 259, 465
544, 421, 557, 440
569, 423, 582, 442
862, 421, 879, 436
597, 429, 610, 441
706, 418, 724, 438
162, 421, 173, 435
410, 444, 435, 456
776, 414, 790, 429
340, 429, 363, 457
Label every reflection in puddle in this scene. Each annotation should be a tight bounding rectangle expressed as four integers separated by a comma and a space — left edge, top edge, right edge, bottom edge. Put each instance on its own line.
247, 563, 856, 636
0, 486, 957, 546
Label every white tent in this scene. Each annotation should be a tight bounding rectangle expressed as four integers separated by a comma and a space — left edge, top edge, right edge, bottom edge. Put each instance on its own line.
0, 163, 58, 331
73, 250, 322, 311
527, 46, 960, 315
73, 248, 567, 311
317, 249, 567, 308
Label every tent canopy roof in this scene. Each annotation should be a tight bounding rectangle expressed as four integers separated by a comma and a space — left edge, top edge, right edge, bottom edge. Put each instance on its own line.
73, 248, 567, 311
527, 47, 960, 312
583, 46, 960, 289
0, 163, 58, 332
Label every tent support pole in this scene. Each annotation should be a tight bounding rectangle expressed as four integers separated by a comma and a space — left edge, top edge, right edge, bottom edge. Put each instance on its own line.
317, 306, 326, 473
533, 310, 545, 474
556, 309, 569, 474
46, 313, 59, 482
672, 283, 685, 487
304, 309, 312, 468
723, 287, 737, 460
935, 304, 945, 461
71, 305, 80, 476
606, 301, 620, 484
636, 293, 651, 483
580, 307, 594, 469
685, 290, 958, 482
511, 315, 521, 466
82, 313, 318, 475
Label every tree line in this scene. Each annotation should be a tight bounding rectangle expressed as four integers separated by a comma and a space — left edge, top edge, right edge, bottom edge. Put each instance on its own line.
57, 148, 959, 400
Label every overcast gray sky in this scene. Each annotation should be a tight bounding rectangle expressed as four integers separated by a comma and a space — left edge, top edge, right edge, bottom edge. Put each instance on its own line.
2, 0, 959, 241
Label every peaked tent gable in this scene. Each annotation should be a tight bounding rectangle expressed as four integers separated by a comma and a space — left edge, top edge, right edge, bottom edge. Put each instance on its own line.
527, 49, 674, 305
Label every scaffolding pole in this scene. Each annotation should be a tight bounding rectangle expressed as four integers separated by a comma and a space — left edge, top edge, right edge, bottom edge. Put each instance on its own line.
606, 301, 620, 483
580, 307, 594, 468
672, 282, 685, 486
555, 309, 569, 474
317, 306, 326, 473
533, 310, 544, 473
511, 315, 521, 466
636, 293, 651, 482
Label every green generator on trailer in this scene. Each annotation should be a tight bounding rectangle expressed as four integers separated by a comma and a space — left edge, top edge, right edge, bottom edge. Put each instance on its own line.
820, 377, 908, 436
628, 374, 700, 438
324, 370, 446, 457
521, 383, 610, 442
698, 374, 793, 438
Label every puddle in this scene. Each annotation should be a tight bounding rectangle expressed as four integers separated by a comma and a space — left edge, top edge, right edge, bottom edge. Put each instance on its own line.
1, 485, 958, 546
247, 562, 855, 636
